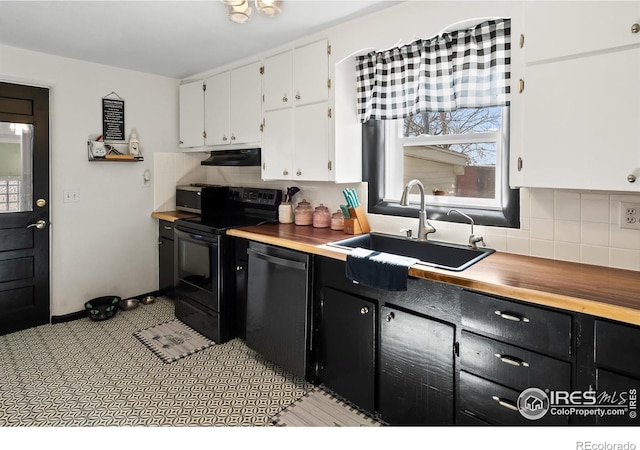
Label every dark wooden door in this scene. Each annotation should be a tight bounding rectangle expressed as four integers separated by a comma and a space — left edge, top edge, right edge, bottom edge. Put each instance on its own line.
0, 82, 50, 335
320, 287, 376, 413
379, 306, 455, 425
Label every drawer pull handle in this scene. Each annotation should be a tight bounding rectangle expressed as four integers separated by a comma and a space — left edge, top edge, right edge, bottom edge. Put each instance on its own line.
494, 353, 530, 368
492, 396, 518, 412
495, 310, 530, 323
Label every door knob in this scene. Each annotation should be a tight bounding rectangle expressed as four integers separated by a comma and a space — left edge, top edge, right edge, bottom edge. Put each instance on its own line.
360, 306, 369, 315
27, 219, 47, 230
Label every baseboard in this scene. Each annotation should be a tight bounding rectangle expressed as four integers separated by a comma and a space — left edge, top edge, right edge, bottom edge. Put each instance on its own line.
51, 310, 86, 324
51, 290, 172, 324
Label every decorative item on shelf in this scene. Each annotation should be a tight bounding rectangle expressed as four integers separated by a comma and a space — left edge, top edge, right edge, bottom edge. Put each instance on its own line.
313, 203, 330, 228
331, 209, 344, 231
294, 199, 313, 226
342, 188, 370, 235
129, 131, 140, 156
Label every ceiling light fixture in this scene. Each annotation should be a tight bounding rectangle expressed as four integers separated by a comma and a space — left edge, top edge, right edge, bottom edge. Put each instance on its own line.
222, 0, 281, 24
255, 0, 281, 17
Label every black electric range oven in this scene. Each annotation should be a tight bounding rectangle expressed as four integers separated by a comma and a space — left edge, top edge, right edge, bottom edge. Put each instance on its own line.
173, 186, 282, 343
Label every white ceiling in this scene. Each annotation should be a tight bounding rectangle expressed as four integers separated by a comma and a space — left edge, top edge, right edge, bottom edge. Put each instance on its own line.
0, 0, 400, 79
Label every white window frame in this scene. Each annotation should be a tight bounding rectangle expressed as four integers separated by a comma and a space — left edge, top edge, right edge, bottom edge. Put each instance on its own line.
383, 106, 509, 212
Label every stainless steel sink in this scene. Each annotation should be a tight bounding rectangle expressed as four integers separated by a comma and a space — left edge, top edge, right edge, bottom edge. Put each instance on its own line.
327, 232, 494, 271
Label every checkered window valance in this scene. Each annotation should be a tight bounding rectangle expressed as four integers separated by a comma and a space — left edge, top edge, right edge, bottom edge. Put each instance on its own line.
356, 18, 511, 122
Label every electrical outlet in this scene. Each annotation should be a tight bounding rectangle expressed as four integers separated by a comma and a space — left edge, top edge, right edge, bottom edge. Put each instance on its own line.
63, 189, 80, 203
620, 202, 640, 230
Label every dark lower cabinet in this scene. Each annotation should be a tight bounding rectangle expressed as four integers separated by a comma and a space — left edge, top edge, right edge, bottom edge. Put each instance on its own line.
378, 306, 455, 425
158, 220, 175, 295
594, 319, 640, 425
320, 287, 375, 413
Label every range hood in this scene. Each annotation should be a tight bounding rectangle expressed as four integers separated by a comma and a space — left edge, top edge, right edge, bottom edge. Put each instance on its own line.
200, 148, 261, 166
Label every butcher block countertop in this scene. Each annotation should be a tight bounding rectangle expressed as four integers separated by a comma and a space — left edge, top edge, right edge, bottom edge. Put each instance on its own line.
227, 223, 640, 327
151, 210, 198, 222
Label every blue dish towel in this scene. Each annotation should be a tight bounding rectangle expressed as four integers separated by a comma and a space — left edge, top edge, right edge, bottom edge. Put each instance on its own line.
345, 247, 419, 291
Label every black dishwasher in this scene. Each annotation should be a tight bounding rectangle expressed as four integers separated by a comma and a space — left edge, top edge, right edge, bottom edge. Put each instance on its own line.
246, 242, 311, 380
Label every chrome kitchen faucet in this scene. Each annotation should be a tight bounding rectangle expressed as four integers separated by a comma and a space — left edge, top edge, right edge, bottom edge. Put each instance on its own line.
400, 179, 436, 241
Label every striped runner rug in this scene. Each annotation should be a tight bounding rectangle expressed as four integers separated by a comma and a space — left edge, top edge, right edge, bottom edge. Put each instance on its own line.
271, 387, 383, 427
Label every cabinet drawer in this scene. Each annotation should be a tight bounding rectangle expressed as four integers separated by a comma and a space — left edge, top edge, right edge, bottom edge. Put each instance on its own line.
460, 331, 571, 393
159, 220, 175, 240
459, 371, 568, 425
461, 290, 572, 358
595, 320, 640, 377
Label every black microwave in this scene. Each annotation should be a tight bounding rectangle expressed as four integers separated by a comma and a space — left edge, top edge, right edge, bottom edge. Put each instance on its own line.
176, 184, 229, 215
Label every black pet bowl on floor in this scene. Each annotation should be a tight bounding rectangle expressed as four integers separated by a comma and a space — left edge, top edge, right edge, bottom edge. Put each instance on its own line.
85, 296, 121, 321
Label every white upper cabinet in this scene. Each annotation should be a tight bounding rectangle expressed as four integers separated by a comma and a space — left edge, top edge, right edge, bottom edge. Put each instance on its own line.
204, 71, 230, 146
180, 61, 261, 150
261, 39, 331, 181
261, 108, 294, 180
293, 39, 330, 106
229, 61, 262, 145
510, 1, 640, 191
179, 80, 205, 148
263, 51, 293, 111
294, 102, 330, 181
524, 1, 640, 63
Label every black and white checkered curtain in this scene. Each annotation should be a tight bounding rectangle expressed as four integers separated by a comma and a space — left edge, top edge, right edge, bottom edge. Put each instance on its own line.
356, 18, 511, 122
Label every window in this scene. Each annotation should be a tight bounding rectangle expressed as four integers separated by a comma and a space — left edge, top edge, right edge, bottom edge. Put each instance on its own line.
358, 18, 519, 228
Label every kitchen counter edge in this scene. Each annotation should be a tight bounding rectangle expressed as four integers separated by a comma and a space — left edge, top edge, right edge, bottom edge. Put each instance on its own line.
151, 211, 198, 222
227, 224, 640, 327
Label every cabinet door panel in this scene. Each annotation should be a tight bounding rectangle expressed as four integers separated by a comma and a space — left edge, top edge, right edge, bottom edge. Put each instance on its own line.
263, 51, 292, 111
262, 108, 293, 180
294, 39, 328, 106
524, 2, 640, 63
595, 369, 640, 425
179, 80, 204, 148
595, 320, 640, 377
230, 62, 262, 144
519, 48, 640, 191
321, 287, 375, 413
293, 102, 329, 181
379, 306, 454, 425
204, 72, 230, 145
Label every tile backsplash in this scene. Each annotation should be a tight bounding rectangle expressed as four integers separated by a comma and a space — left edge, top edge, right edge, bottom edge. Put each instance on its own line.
154, 152, 640, 272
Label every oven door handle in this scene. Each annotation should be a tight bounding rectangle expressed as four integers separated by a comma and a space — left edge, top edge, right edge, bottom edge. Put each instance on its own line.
247, 248, 307, 271
175, 228, 218, 244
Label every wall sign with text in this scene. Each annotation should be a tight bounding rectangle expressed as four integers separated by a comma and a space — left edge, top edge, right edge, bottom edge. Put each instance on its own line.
102, 96, 125, 141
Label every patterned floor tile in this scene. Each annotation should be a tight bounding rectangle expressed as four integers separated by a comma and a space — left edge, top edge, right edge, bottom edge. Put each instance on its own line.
0, 296, 313, 427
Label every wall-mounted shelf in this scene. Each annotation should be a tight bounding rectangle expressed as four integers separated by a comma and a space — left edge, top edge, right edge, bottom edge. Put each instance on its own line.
90, 156, 144, 162
87, 139, 142, 162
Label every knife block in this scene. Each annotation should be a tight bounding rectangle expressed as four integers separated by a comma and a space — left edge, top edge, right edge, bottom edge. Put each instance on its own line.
344, 205, 371, 235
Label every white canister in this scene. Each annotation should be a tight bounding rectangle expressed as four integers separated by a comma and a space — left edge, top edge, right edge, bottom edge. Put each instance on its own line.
278, 203, 294, 224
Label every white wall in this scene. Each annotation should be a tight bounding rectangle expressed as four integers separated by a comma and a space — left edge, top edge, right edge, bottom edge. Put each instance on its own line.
1, 44, 180, 316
